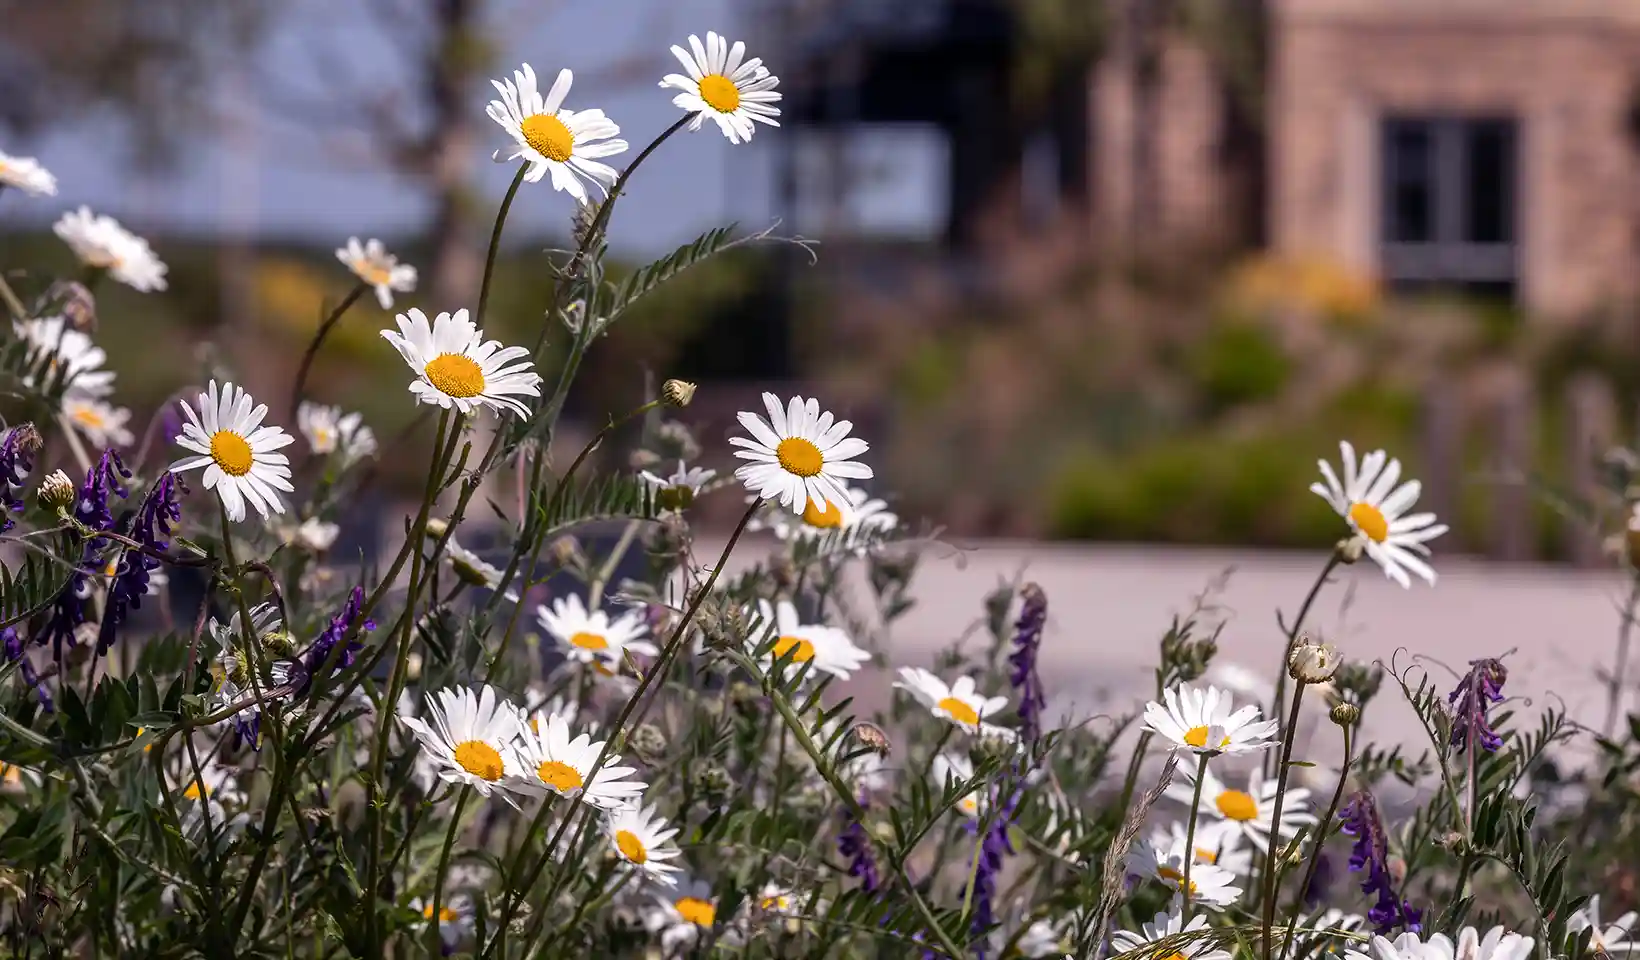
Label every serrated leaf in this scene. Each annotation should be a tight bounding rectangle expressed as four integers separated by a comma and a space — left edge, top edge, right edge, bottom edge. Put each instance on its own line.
0, 534, 79, 630
532, 471, 661, 538
607, 223, 740, 318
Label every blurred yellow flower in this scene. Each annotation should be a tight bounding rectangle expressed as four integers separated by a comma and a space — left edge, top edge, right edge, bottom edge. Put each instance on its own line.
1224, 255, 1378, 320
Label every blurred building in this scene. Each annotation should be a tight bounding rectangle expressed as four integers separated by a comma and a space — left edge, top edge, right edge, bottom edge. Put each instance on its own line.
772, 0, 1640, 317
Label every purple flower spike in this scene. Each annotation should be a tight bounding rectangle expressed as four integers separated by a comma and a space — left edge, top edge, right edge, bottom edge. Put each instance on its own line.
1448, 657, 1507, 753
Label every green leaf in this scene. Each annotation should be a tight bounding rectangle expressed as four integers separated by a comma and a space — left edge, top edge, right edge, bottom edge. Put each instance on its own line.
532, 471, 661, 538
606, 223, 740, 319
0, 533, 79, 630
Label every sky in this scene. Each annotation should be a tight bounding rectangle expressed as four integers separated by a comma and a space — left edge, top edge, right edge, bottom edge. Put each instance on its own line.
2, 0, 947, 257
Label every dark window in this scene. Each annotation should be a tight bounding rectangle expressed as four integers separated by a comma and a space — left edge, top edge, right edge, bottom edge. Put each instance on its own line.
1380, 116, 1518, 299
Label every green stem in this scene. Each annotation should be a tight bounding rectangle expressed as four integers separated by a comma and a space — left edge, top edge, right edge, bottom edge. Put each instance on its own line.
476, 164, 529, 329
1181, 751, 1210, 921
1280, 723, 1353, 960
427, 785, 472, 957
1268, 551, 1341, 776
0, 271, 26, 320
287, 281, 367, 420
1261, 681, 1309, 960
486, 501, 761, 958
1605, 574, 1640, 738
363, 408, 454, 956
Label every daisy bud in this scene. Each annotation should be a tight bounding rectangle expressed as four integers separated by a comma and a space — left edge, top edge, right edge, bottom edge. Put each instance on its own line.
630, 723, 668, 762
35, 469, 75, 512
1329, 702, 1360, 727
849, 721, 892, 756
1288, 640, 1340, 683
1336, 536, 1366, 564
45, 280, 97, 333
551, 536, 585, 569
661, 379, 697, 408
655, 484, 695, 512
423, 517, 449, 540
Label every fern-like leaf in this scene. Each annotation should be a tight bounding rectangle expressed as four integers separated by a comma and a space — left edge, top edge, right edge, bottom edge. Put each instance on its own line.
533, 472, 661, 539
0, 534, 79, 630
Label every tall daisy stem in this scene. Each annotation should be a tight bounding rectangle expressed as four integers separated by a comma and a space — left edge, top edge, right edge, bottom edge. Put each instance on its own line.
475, 164, 529, 329
1260, 680, 1309, 960
363, 408, 455, 956
287, 281, 367, 420
1280, 722, 1353, 960
427, 784, 473, 957
1268, 551, 1341, 775
1181, 752, 1210, 921
485, 501, 761, 958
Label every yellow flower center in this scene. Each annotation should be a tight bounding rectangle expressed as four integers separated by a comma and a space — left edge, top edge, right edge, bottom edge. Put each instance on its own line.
357, 261, 393, 286
521, 113, 575, 162
182, 780, 207, 801
312, 426, 336, 451
1182, 725, 1231, 750
698, 74, 741, 113
72, 407, 106, 429
1216, 788, 1259, 821
537, 759, 584, 792
137, 726, 152, 753
453, 740, 505, 781
1156, 866, 1198, 895
1348, 501, 1389, 543
570, 632, 609, 651
424, 353, 486, 398
616, 829, 648, 864
210, 430, 255, 477
772, 636, 816, 662
801, 498, 844, 529
592, 659, 618, 678
775, 437, 824, 478
937, 697, 980, 726
1161, 953, 1189, 960
0, 763, 17, 785
760, 894, 789, 911
675, 897, 716, 927
423, 904, 459, 923
1196, 848, 1217, 864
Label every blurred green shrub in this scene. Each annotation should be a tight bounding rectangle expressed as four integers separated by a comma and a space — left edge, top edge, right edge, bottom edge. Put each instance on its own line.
1186, 320, 1291, 414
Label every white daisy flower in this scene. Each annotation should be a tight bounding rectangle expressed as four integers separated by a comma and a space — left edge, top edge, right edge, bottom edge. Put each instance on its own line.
336, 237, 417, 309
893, 667, 1012, 737
14, 316, 115, 398
296, 401, 377, 463
409, 896, 475, 953
1570, 896, 1639, 954
1346, 928, 1534, 960
1311, 441, 1449, 588
754, 484, 898, 545
444, 542, 518, 602
279, 517, 339, 552
535, 594, 657, 665
1124, 834, 1243, 910
0, 151, 57, 196
640, 460, 717, 511
731, 393, 872, 515
52, 206, 168, 292
1166, 765, 1315, 852
509, 710, 646, 809
1209, 662, 1274, 705
660, 32, 782, 144
169, 380, 295, 523
607, 802, 684, 887
399, 685, 527, 798
749, 599, 870, 681
62, 394, 133, 448
486, 64, 627, 203
1017, 919, 1069, 958
1112, 911, 1234, 960
381, 308, 542, 419
1150, 820, 1254, 876
1142, 683, 1278, 756
931, 751, 985, 819
645, 881, 721, 953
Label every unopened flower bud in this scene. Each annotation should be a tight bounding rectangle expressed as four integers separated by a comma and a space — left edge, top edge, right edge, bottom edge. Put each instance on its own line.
661, 379, 697, 408
36, 469, 75, 511
1436, 831, 1467, 853
1337, 536, 1366, 564
46, 280, 97, 333
656, 484, 695, 512
551, 536, 585, 569
423, 517, 449, 540
1329, 702, 1360, 727
1289, 640, 1341, 683
850, 721, 892, 756
262, 630, 296, 658
630, 723, 668, 762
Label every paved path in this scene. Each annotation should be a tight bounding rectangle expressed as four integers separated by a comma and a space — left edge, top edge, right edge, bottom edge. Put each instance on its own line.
713, 537, 1634, 775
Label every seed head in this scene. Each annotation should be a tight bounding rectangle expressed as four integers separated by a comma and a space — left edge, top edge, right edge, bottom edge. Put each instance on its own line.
661, 379, 697, 408
1329, 702, 1361, 727
35, 469, 76, 512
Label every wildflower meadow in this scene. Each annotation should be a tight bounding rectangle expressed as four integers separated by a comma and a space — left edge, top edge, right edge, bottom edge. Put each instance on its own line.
2, 27, 1638, 960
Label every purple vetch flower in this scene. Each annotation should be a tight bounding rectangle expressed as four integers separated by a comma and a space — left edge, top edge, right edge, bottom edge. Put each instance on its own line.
1006, 583, 1048, 742
38, 450, 130, 660
97, 473, 184, 653
297, 585, 376, 694
1338, 790, 1421, 935
1448, 657, 1507, 753
969, 788, 1021, 957
0, 424, 41, 533
5, 628, 52, 713
837, 799, 881, 894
